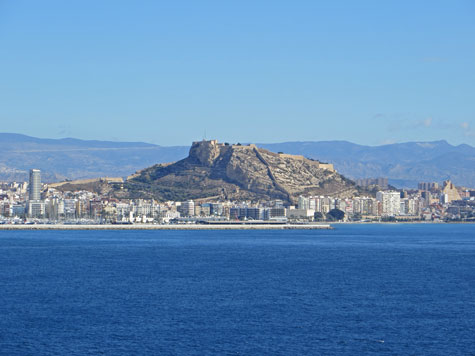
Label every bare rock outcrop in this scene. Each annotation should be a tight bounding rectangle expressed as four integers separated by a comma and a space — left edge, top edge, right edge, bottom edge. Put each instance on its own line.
188, 139, 222, 166
120, 140, 359, 203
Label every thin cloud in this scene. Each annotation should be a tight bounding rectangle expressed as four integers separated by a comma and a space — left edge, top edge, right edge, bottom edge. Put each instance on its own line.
388, 116, 446, 132
461, 122, 475, 137
410, 117, 433, 129
422, 117, 432, 128
389, 117, 434, 132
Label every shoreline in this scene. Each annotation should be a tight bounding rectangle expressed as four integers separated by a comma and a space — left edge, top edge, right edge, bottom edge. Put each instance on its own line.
1, 222, 472, 231
0, 223, 333, 231
332, 221, 475, 224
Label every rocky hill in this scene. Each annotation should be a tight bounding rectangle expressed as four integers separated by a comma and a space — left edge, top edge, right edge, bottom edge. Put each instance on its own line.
118, 140, 360, 203
2, 133, 474, 188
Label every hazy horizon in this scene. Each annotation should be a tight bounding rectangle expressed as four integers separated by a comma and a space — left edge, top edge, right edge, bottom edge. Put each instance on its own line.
1, 131, 474, 148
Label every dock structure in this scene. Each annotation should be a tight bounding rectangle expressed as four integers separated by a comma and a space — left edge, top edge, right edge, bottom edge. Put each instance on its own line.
0, 223, 333, 231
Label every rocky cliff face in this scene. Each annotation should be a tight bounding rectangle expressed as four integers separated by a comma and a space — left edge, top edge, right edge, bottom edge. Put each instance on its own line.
120, 140, 359, 203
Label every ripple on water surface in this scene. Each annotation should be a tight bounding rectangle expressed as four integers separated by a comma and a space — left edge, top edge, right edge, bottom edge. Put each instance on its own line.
0, 224, 474, 355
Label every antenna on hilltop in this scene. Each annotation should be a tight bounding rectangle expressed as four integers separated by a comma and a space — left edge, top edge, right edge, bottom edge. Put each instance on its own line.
203, 129, 207, 141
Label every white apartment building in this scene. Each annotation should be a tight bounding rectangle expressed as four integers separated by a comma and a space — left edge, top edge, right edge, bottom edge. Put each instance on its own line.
376, 191, 401, 216
298, 196, 309, 210
180, 200, 195, 217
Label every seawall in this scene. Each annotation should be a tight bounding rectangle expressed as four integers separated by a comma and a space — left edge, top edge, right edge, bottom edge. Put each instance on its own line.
0, 224, 333, 231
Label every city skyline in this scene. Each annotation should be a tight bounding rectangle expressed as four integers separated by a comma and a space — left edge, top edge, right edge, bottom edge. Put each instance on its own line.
0, 1, 474, 146
2, 141, 472, 222
1, 3, 474, 355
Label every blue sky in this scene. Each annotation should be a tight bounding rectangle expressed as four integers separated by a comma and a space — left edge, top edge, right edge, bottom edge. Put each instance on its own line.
0, 0, 474, 146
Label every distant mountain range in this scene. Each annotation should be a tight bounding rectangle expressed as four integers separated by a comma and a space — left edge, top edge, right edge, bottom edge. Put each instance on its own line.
1, 133, 474, 188
0, 133, 188, 182
257, 140, 475, 188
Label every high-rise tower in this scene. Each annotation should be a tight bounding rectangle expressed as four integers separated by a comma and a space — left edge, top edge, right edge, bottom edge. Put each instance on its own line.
29, 169, 41, 201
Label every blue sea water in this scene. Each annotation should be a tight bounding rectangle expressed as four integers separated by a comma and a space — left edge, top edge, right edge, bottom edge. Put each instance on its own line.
0, 224, 474, 355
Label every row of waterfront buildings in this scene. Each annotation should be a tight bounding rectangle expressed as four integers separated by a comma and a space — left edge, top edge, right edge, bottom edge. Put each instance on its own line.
1, 170, 474, 223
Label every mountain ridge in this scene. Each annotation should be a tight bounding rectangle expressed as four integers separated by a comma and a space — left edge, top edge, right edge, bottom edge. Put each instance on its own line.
0, 133, 474, 188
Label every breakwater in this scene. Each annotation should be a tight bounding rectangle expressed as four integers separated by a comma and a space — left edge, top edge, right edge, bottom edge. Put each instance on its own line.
0, 223, 333, 231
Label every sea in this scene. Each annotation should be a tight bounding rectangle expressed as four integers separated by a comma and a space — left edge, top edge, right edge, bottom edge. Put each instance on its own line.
0, 224, 474, 356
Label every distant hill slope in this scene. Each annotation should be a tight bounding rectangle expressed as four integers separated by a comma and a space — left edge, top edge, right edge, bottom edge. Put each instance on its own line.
0, 133, 474, 188
119, 140, 358, 203
0, 133, 188, 182
257, 140, 475, 188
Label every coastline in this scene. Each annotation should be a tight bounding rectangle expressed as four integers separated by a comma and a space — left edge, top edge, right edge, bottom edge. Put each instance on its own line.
0, 223, 333, 231
332, 221, 475, 225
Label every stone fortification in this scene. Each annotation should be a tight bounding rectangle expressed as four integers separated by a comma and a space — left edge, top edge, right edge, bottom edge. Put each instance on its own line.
120, 140, 357, 203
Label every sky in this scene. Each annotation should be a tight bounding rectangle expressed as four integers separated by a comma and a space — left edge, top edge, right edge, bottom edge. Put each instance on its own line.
0, 0, 474, 146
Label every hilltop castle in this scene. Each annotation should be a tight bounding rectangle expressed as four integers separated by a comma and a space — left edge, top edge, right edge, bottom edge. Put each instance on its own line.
190, 140, 335, 172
